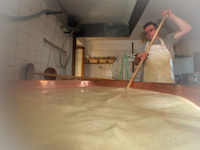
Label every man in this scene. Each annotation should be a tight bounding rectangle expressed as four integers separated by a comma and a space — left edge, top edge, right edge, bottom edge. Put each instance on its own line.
135, 9, 192, 83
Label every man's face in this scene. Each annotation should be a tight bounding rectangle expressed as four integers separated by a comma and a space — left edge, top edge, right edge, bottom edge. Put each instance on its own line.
144, 24, 157, 40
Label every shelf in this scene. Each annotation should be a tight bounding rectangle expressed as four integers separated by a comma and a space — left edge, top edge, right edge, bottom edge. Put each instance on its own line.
84, 57, 116, 64
43, 38, 66, 53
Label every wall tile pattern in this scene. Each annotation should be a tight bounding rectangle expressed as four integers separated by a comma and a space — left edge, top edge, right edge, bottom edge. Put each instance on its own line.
0, 0, 72, 81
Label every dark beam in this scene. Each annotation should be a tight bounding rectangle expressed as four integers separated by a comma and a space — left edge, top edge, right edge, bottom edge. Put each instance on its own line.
129, 0, 150, 35
72, 36, 76, 76
75, 23, 129, 37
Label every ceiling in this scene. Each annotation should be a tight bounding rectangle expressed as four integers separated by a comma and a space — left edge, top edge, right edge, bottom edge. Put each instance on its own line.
46, 0, 200, 41
58, 0, 137, 24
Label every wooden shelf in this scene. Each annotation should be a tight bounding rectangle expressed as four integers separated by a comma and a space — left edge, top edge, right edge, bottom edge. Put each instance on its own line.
84, 57, 116, 64
43, 38, 66, 53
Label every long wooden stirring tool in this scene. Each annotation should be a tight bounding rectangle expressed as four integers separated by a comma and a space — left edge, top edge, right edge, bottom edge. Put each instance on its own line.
126, 15, 167, 89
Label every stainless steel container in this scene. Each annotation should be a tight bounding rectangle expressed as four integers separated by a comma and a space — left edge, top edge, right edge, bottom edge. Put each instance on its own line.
182, 73, 200, 84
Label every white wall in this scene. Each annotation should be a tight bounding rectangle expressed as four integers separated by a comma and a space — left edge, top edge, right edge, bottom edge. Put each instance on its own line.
0, 0, 72, 81
84, 40, 142, 80
173, 39, 197, 76
75, 48, 83, 77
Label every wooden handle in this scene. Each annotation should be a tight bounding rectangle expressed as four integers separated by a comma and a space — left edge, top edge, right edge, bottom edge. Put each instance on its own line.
126, 15, 167, 89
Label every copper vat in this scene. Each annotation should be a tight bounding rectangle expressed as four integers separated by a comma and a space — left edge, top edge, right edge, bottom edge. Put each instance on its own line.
9, 80, 200, 107
1, 80, 200, 150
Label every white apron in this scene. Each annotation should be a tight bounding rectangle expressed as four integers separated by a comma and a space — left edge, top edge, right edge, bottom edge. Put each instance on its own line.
143, 38, 175, 83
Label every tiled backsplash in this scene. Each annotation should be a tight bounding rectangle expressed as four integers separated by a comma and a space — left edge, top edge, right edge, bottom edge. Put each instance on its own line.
174, 56, 194, 75
84, 50, 132, 80
0, 0, 72, 81
83, 40, 142, 80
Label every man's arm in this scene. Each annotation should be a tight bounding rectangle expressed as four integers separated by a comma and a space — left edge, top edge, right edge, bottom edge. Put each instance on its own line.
160, 9, 192, 41
134, 52, 149, 65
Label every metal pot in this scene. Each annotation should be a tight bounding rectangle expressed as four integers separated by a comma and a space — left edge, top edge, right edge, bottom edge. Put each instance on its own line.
182, 73, 200, 84
44, 67, 57, 80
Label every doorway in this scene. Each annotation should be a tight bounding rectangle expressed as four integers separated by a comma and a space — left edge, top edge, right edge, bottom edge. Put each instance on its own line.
75, 46, 85, 77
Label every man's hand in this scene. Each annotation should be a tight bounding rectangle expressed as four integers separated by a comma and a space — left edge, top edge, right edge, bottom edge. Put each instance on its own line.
160, 8, 192, 41
160, 9, 174, 18
137, 52, 149, 60
134, 52, 149, 65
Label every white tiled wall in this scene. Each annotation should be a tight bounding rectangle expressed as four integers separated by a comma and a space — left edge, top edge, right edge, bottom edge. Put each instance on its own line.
174, 57, 194, 75
173, 40, 199, 76
84, 40, 142, 80
0, 0, 72, 81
